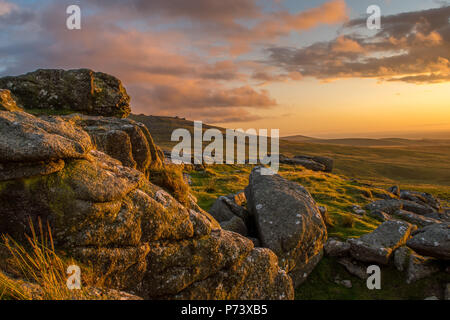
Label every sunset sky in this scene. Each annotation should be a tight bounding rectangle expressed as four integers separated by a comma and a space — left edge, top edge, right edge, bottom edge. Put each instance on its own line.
1, 0, 449, 138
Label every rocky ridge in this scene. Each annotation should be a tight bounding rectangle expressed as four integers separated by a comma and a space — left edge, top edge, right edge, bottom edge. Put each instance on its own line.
322, 186, 449, 296
0, 70, 294, 300
0, 69, 131, 118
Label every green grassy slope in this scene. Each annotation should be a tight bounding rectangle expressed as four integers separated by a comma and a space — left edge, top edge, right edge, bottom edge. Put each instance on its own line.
187, 164, 450, 300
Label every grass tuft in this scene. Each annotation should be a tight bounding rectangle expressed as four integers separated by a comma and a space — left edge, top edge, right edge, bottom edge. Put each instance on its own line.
0, 219, 94, 300
149, 165, 190, 205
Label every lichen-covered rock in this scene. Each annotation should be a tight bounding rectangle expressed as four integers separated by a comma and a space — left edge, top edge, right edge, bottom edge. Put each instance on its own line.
0, 69, 131, 118
393, 246, 412, 272
365, 199, 403, 214
245, 167, 327, 287
220, 216, 248, 236
0, 111, 92, 163
407, 223, 450, 260
400, 200, 437, 216
348, 220, 416, 265
337, 257, 369, 279
367, 210, 391, 222
405, 252, 441, 284
279, 155, 326, 172
168, 248, 294, 300
393, 210, 441, 227
63, 114, 163, 177
425, 211, 450, 223
294, 155, 334, 172
0, 89, 22, 111
142, 230, 254, 298
0, 112, 293, 300
400, 190, 441, 211
0, 160, 65, 181
209, 195, 248, 222
324, 238, 350, 257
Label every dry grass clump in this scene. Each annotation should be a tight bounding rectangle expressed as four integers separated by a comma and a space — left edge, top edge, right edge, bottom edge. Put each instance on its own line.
0, 220, 94, 300
149, 165, 190, 205
340, 215, 355, 228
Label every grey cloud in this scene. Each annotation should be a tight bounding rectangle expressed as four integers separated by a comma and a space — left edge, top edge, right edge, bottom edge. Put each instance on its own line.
266, 6, 450, 84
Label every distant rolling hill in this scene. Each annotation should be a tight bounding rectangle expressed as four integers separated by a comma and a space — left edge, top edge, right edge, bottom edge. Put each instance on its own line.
282, 135, 450, 147
129, 114, 450, 190
129, 114, 226, 150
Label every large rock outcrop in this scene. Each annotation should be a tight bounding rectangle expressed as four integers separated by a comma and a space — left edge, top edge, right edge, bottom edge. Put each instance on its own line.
348, 220, 416, 265
0, 111, 92, 181
0, 69, 131, 118
407, 223, 450, 261
245, 167, 327, 287
0, 109, 293, 300
63, 114, 164, 177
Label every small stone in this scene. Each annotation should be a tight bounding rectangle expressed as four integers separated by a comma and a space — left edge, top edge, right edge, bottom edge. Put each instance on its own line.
324, 238, 350, 257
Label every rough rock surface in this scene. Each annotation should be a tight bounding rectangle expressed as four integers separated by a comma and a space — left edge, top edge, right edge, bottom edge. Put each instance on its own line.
245, 167, 327, 287
367, 210, 391, 222
400, 190, 441, 211
407, 223, 450, 260
425, 211, 450, 223
209, 195, 248, 223
400, 200, 437, 216
279, 155, 326, 172
348, 220, 416, 265
337, 257, 368, 279
394, 246, 412, 272
405, 252, 441, 284
365, 199, 403, 215
0, 69, 131, 118
168, 248, 294, 300
294, 155, 334, 173
220, 216, 248, 236
0, 111, 92, 164
0, 89, 22, 111
0, 111, 294, 300
324, 238, 350, 257
393, 210, 441, 227
64, 114, 163, 177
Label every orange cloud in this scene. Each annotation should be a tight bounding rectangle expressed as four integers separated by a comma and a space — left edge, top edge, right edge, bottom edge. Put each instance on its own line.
224, 0, 349, 55
332, 36, 365, 53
